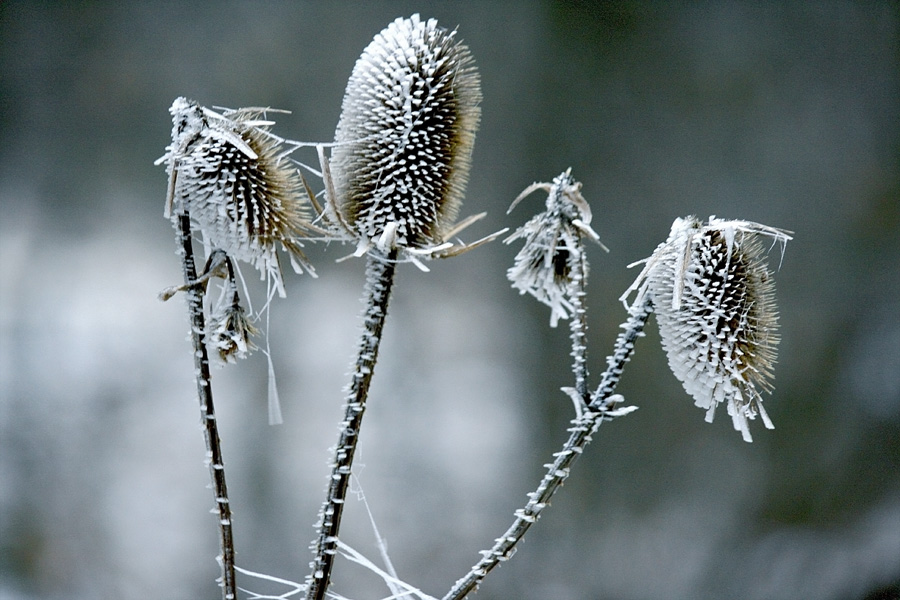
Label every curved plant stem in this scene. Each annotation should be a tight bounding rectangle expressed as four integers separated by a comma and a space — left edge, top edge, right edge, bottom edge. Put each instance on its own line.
306, 248, 398, 600
442, 295, 653, 600
173, 211, 237, 600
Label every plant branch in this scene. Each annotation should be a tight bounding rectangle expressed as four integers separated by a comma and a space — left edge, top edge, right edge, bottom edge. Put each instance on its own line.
569, 251, 591, 402
173, 211, 237, 600
306, 248, 398, 600
442, 295, 652, 600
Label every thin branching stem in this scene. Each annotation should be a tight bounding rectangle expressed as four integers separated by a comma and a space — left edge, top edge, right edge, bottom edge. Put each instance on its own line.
306, 248, 398, 600
173, 211, 237, 600
569, 251, 591, 401
442, 294, 652, 600
591, 297, 653, 409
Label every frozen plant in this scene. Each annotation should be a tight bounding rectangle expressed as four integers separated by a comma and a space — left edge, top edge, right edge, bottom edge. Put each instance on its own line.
157, 14, 793, 600
304, 14, 502, 600
157, 97, 317, 293
157, 98, 317, 599
621, 216, 792, 442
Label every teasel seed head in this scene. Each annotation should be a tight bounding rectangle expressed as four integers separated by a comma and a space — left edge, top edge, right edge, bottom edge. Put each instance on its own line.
157, 97, 316, 296
621, 216, 792, 442
505, 169, 606, 327
209, 298, 259, 365
329, 14, 482, 257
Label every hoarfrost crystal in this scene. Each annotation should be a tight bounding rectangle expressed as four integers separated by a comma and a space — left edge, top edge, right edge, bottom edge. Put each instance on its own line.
506, 169, 605, 327
158, 97, 315, 296
622, 216, 791, 442
328, 14, 483, 258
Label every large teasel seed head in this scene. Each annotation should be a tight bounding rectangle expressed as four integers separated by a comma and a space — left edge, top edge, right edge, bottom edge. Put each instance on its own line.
621, 216, 792, 442
158, 97, 315, 296
330, 14, 482, 254
505, 169, 606, 327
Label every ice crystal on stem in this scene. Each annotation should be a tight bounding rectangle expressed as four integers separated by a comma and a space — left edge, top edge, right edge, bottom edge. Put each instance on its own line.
621, 216, 792, 442
157, 97, 316, 296
506, 169, 606, 327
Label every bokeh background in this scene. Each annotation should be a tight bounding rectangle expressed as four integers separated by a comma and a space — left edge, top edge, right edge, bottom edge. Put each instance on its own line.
1, 2, 898, 599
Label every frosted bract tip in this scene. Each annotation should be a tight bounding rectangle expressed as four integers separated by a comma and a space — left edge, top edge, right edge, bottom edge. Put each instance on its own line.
622, 216, 791, 442
159, 97, 315, 296
330, 14, 482, 256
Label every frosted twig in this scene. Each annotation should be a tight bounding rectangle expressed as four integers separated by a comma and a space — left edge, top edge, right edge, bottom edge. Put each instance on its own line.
568, 249, 591, 406
172, 208, 237, 600
306, 249, 398, 600
442, 297, 651, 600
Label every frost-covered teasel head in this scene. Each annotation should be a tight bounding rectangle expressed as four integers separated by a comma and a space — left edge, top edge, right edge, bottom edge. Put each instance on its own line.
157, 97, 315, 296
209, 297, 259, 365
505, 169, 606, 327
327, 14, 483, 260
621, 216, 791, 442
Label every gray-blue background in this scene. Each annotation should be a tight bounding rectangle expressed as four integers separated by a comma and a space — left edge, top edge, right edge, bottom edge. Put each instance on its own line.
1, 2, 898, 599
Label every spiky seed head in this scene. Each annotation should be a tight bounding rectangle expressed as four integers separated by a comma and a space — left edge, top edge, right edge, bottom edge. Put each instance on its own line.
330, 14, 482, 253
159, 97, 314, 295
622, 216, 791, 442
506, 170, 604, 327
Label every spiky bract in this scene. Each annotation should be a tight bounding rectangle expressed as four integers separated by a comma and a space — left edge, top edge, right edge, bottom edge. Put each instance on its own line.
330, 14, 482, 253
622, 217, 791, 442
159, 97, 314, 295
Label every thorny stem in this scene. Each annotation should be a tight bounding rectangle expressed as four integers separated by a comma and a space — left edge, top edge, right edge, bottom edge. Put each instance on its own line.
442, 296, 653, 600
306, 249, 398, 600
591, 297, 653, 409
569, 251, 590, 401
174, 212, 237, 600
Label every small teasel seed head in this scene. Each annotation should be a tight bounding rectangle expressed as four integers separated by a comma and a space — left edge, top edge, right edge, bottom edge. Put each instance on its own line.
158, 97, 315, 295
505, 169, 605, 327
622, 216, 791, 442
209, 300, 259, 364
330, 14, 482, 254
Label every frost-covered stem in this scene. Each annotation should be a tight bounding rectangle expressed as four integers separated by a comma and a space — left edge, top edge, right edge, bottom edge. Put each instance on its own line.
568, 250, 590, 400
306, 249, 398, 600
174, 212, 237, 600
590, 296, 653, 408
442, 296, 652, 600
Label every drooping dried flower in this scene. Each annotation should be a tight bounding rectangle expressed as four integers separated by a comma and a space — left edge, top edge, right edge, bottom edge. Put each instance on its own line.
621, 216, 792, 442
157, 97, 315, 296
506, 169, 606, 327
209, 299, 259, 364
325, 14, 485, 260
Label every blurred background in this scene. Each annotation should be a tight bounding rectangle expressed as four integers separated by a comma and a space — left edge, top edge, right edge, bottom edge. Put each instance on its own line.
1, 2, 898, 599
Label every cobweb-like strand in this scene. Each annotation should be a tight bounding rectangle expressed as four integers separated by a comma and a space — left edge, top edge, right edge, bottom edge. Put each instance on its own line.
621, 216, 792, 442
158, 97, 316, 296
329, 14, 483, 258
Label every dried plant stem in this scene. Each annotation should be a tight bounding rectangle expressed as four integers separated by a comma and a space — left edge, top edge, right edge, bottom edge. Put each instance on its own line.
173, 212, 237, 600
569, 252, 591, 401
591, 297, 653, 408
306, 249, 398, 600
442, 293, 653, 600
